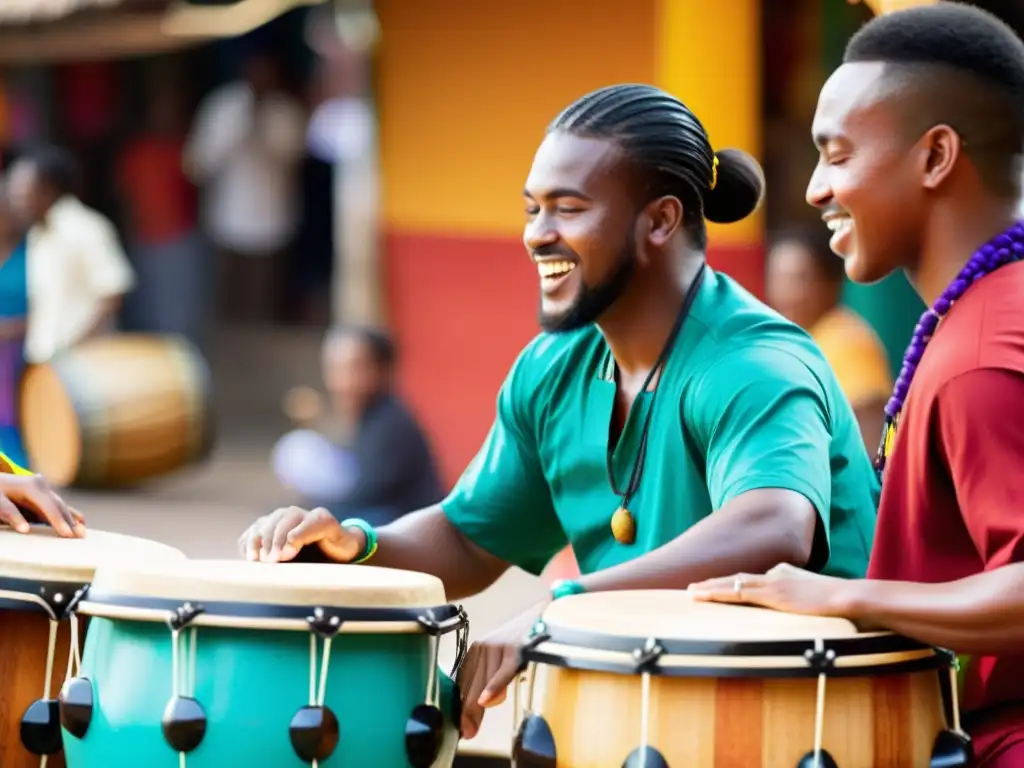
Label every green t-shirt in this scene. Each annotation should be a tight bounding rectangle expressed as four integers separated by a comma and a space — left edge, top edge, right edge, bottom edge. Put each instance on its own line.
442, 269, 878, 579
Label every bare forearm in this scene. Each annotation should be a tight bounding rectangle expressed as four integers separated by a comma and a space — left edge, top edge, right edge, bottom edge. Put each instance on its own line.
580, 492, 815, 593
347, 506, 509, 600
845, 565, 1024, 654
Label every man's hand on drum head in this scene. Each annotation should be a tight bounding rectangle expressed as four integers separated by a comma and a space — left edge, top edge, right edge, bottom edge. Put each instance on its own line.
0, 473, 86, 538
239, 506, 364, 563
457, 601, 547, 740
688, 563, 858, 617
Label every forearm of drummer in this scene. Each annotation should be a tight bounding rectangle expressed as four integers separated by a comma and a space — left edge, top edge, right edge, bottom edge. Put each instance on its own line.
577, 489, 818, 593
342, 505, 510, 600
841, 564, 1024, 655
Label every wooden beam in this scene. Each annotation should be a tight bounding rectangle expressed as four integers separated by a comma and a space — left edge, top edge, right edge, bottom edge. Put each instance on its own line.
0, 0, 326, 63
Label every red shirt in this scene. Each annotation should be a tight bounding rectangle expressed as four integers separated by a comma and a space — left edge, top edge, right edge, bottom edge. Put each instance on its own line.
868, 261, 1024, 758
117, 136, 197, 246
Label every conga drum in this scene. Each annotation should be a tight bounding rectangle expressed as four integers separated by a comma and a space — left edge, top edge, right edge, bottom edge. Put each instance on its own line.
19, 334, 215, 488
513, 591, 970, 767
65, 559, 470, 767
0, 525, 186, 768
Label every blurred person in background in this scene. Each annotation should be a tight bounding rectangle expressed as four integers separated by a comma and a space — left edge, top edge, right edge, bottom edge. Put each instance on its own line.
6, 145, 135, 365
273, 324, 442, 527
184, 48, 306, 325
0, 188, 29, 467
118, 79, 206, 348
767, 228, 891, 450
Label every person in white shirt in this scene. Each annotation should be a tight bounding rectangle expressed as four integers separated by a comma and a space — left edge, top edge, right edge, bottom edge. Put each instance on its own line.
6, 146, 135, 364
184, 50, 306, 324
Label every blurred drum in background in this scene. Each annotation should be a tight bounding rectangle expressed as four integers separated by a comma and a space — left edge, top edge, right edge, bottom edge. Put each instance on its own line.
19, 334, 215, 488
0, 525, 185, 768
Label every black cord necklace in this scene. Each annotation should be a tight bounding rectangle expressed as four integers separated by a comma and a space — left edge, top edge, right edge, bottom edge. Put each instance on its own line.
607, 263, 707, 545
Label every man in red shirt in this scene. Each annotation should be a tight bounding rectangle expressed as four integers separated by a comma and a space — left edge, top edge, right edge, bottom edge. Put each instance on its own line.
690, 5, 1024, 765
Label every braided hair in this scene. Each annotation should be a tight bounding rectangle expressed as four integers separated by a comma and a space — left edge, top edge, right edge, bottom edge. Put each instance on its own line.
549, 84, 765, 250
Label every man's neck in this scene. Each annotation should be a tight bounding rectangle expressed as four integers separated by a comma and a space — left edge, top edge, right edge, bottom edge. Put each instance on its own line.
909, 198, 1020, 307
597, 253, 705, 379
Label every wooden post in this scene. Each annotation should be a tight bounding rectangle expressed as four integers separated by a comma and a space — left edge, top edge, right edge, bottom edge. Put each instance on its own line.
309, 2, 383, 327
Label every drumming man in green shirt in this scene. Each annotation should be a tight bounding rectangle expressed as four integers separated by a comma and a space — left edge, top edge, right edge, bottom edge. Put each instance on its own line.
238, 84, 879, 740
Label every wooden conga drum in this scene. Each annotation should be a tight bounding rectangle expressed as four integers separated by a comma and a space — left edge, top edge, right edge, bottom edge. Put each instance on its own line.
513, 591, 969, 767
0, 525, 185, 768
20, 334, 215, 488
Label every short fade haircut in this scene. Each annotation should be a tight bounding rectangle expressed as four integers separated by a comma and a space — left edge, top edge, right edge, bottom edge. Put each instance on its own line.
843, 3, 1024, 196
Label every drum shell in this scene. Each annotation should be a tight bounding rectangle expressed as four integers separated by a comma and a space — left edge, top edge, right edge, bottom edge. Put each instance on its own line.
517, 591, 953, 767
64, 615, 460, 767
0, 527, 186, 767
528, 661, 947, 767
19, 334, 215, 488
0, 604, 90, 768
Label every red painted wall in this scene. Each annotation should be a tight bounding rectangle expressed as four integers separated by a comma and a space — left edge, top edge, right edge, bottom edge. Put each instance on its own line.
386, 228, 764, 489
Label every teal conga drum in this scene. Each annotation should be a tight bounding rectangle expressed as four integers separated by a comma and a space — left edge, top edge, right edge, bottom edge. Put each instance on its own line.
61, 560, 469, 767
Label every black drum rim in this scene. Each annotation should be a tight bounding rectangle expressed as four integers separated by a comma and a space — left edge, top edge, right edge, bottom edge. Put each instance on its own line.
520, 622, 950, 679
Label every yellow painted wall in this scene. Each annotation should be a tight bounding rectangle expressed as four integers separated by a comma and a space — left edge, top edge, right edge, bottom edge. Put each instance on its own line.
375, 0, 656, 237
655, 0, 763, 245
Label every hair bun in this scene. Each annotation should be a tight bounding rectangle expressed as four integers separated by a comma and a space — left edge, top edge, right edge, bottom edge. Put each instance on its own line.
702, 148, 765, 224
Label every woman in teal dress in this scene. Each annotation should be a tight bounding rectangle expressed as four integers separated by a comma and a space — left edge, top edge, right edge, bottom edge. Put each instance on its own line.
0, 191, 30, 468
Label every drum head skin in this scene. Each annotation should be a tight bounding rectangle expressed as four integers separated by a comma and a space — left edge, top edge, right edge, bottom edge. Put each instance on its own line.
85, 559, 447, 610
0, 525, 186, 583
525, 590, 941, 678
542, 590, 861, 641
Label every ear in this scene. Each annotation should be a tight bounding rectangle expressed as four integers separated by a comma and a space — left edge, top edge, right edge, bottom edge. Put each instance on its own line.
642, 195, 684, 249
919, 124, 961, 191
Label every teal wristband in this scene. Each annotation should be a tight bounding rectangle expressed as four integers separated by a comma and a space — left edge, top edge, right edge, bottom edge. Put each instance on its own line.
550, 579, 586, 601
340, 518, 378, 564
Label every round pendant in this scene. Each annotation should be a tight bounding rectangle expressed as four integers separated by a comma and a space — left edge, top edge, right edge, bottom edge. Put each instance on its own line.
610, 507, 636, 545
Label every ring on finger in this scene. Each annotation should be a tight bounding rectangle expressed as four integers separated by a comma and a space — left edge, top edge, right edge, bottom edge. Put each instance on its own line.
733, 575, 744, 598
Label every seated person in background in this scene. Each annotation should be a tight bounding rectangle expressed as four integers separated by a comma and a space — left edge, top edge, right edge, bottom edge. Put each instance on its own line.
766, 227, 891, 451
274, 324, 443, 527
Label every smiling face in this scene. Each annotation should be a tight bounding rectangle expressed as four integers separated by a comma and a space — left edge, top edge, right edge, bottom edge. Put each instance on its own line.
806, 62, 929, 284
523, 132, 641, 332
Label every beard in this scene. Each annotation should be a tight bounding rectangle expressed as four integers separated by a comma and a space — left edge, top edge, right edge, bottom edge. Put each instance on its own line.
538, 235, 637, 334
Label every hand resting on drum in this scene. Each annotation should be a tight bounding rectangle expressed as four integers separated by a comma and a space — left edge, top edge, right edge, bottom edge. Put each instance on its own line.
688, 562, 852, 616
691, 561, 1024, 656
0, 472, 86, 537
239, 506, 364, 563
238, 505, 508, 601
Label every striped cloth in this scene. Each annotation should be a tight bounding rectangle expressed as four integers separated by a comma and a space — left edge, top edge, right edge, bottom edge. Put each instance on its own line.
0, 449, 31, 475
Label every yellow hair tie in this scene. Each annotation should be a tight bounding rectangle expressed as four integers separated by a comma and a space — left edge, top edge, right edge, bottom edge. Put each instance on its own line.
710, 154, 719, 191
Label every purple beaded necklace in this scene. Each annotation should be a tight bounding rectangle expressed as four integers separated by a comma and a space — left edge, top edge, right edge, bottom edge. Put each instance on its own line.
874, 220, 1024, 481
